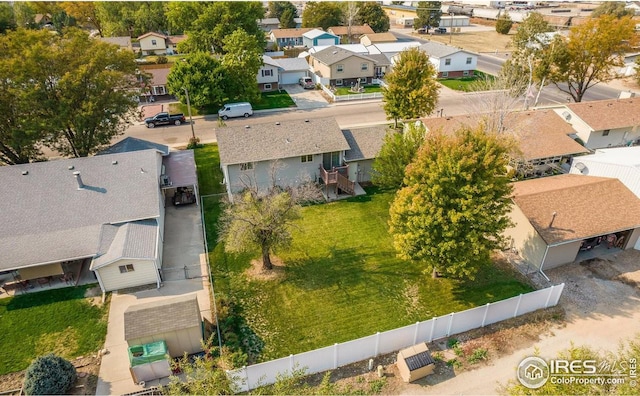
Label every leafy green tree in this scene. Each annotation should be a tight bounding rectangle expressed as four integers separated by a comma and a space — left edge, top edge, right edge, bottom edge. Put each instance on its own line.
0, 3, 16, 33
60, 2, 103, 35
546, 14, 635, 102
371, 124, 424, 190
12, 2, 35, 28
267, 1, 297, 19
511, 12, 551, 55
388, 126, 513, 279
95, 1, 167, 37
382, 47, 440, 128
356, 2, 390, 33
178, 1, 265, 54
165, 1, 202, 34
414, 1, 442, 30
635, 57, 640, 87
167, 52, 227, 109
495, 9, 513, 34
301, 1, 343, 30
24, 354, 77, 395
591, 1, 634, 18
279, 8, 297, 29
51, 10, 77, 33
221, 29, 263, 104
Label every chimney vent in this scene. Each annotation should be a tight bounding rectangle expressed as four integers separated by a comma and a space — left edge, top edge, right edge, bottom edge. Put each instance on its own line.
549, 211, 557, 228
112, 160, 118, 165
68, 165, 74, 170
245, 125, 250, 129
73, 171, 85, 189
275, 122, 280, 125
21, 170, 28, 176
305, 119, 310, 123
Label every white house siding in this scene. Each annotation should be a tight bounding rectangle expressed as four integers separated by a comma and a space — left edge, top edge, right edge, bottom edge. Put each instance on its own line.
346, 159, 375, 183
258, 65, 279, 85
139, 35, 166, 55
554, 108, 591, 142
128, 326, 203, 357
584, 127, 640, 149
543, 241, 582, 270
505, 205, 548, 269
97, 259, 159, 292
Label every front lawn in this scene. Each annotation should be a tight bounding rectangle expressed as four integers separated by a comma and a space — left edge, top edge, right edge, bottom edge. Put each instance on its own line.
252, 90, 296, 110
334, 85, 383, 96
0, 285, 109, 375
439, 71, 495, 92
197, 144, 532, 363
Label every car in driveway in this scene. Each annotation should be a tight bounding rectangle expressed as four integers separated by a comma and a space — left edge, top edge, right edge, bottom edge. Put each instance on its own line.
434, 27, 447, 34
299, 77, 314, 89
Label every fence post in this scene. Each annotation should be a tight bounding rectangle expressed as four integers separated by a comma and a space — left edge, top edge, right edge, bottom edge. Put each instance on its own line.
429, 317, 436, 342
446, 312, 454, 336
375, 332, 380, 356
333, 343, 338, 369
184, 265, 188, 279
481, 303, 490, 327
289, 354, 294, 373
413, 322, 420, 344
513, 294, 523, 317
544, 284, 554, 308
554, 283, 565, 305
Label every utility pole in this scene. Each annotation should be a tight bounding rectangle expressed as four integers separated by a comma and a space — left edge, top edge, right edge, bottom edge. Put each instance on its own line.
449, 12, 454, 44
183, 87, 196, 140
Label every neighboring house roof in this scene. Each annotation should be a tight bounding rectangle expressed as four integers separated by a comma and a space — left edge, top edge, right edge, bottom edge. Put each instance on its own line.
142, 67, 170, 86
343, 125, 390, 161
162, 150, 198, 188
303, 29, 336, 40
91, 220, 158, 269
99, 36, 132, 49
270, 28, 315, 39
421, 110, 588, 161
0, 149, 162, 271
274, 57, 310, 71
98, 137, 170, 156
309, 44, 369, 54
262, 55, 281, 68
367, 41, 421, 55
564, 98, 640, 131
217, 117, 350, 165
361, 32, 398, 43
570, 146, 640, 197
311, 46, 376, 66
167, 35, 187, 45
366, 53, 391, 66
138, 32, 166, 40
124, 294, 201, 341
259, 18, 280, 25
512, 174, 640, 245
419, 41, 477, 58
328, 25, 375, 36
576, 146, 640, 168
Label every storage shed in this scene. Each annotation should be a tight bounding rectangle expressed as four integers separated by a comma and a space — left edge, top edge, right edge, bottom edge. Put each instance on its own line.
396, 343, 435, 383
124, 294, 203, 358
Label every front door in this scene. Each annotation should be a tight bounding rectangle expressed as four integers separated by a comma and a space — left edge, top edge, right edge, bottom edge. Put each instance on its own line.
323, 152, 340, 170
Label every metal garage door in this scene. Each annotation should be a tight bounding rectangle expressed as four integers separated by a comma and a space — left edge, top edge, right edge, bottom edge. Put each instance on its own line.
317, 38, 336, 46
281, 71, 306, 85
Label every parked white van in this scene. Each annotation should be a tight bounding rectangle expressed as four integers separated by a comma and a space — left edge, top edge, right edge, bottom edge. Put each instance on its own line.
218, 102, 253, 120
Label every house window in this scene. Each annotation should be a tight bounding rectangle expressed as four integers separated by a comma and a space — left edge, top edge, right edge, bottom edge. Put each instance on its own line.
262, 69, 273, 77
359, 77, 367, 83
119, 264, 134, 273
603, 129, 610, 136
337, 64, 344, 73
264, 83, 272, 90
240, 162, 254, 171
463, 70, 470, 76
445, 58, 451, 66
152, 86, 166, 95
466, 57, 472, 64
301, 154, 313, 163
151, 39, 157, 46
361, 63, 368, 71
441, 71, 448, 78
336, 79, 343, 86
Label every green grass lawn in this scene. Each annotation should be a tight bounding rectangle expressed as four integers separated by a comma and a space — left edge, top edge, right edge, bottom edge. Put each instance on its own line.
252, 90, 296, 110
168, 103, 218, 117
335, 85, 383, 96
439, 71, 495, 92
0, 285, 108, 375
196, 145, 532, 363
194, 145, 226, 196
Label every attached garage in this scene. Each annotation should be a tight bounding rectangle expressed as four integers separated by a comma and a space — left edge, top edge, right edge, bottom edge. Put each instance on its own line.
505, 174, 640, 272
124, 294, 204, 358
276, 58, 311, 85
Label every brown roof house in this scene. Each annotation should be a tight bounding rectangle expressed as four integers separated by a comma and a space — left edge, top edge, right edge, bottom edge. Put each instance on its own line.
269, 27, 315, 48
360, 32, 398, 46
504, 174, 640, 272
553, 98, 640, 150
138, 32, 187, 56
421, 109, 589, 178
328, 25, 375, 43
309, 46, 377, 87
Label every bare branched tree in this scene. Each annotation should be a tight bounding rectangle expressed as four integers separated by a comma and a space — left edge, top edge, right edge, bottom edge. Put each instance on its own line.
342, 2, 359, 44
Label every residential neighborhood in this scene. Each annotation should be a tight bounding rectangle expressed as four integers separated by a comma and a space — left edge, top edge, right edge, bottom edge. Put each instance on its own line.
2, 1, 640, 395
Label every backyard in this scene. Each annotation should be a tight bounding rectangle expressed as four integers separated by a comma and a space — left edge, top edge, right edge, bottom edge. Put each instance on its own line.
0, 285, 109, 375
195, 145, 533, 363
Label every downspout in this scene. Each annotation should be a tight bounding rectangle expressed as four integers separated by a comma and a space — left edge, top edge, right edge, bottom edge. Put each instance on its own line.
538, 245, 551, 282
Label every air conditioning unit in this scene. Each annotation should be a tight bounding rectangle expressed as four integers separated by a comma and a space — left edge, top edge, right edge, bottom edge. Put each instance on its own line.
160, 175, 172, 187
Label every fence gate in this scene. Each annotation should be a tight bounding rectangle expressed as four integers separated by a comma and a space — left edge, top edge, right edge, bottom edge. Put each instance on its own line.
160, 265, 203, 281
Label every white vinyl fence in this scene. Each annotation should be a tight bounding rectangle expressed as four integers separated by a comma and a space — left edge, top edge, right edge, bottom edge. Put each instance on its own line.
320, 84, 384, 102
227, 283, 565, 392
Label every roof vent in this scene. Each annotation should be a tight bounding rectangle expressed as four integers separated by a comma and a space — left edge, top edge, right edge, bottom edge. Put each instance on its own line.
561, 111, 572, 122
245, 125, 250, 129
332, 50, 338, 54
112, 160, 118, 165
73, 171, 84, 189
68, 165, 74, 170
549, 211, 557, 228
140, 168, 145, 173
275, 122, 280, 125
305, 119, 310, 123
21, 170, 28, 176
285, 138, 291, 144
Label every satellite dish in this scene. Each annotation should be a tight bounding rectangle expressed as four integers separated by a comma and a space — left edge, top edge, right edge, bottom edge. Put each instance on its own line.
561, 111, 572, 122
574, 162, 586, 173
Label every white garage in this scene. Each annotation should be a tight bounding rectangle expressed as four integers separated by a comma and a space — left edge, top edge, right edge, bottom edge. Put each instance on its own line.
276, 58, 311, 85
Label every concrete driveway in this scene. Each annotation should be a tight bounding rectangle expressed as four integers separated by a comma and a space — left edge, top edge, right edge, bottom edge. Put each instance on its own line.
282, 84, 329, 110
96, 203, 211, 395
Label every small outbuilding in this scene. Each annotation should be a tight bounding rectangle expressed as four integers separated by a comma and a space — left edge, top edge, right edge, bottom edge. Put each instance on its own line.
396, 343, 435, 383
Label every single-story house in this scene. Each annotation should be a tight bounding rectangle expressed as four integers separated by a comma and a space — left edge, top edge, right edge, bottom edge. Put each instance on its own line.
417, 41, 478, 78
505, 174, 640, 271
139, 65, 172, 98
553, 98, 640, 149
258, 55, 280, 92
366, 41, 422, 60
342, 126, 390, 183
328, 25, 375, 43
438, 15, 471, 27
138, 32, 187, 56
309, 46, 377, 86
270, 28, 315, 48
217, 117, 364, 201
274, 57, 311, 85
99, 36, 133, 52
421, 109, 589, 178
302, 29, 340, 48
360, 32, 398, 46
124, 294, 203, 358
258, 17, 303, 31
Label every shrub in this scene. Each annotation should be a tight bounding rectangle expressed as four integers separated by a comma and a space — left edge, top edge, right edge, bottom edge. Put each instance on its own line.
156, 55, 169, 64
187, 136, 202, 149
23, 354, 77, 395
495, 11, 513, 34
467, 348, 488, 364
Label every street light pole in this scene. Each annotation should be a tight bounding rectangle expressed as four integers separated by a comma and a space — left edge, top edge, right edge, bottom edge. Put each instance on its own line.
183, 87, 196, 141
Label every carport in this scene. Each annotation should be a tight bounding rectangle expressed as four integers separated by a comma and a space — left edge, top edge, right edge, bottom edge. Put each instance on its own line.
161, 150, 199, 206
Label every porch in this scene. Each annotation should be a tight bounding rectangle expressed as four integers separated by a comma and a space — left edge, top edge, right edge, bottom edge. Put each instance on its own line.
318, 164, 366, 201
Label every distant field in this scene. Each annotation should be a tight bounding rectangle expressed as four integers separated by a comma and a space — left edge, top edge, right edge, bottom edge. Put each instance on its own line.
410, 28, 515, 53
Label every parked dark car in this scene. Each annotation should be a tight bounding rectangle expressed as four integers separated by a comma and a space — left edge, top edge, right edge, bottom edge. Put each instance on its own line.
434, 27, 447, 34
144, 112, 186, 128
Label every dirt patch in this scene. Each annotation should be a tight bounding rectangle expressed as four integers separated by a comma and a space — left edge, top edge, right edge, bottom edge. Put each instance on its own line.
0, 354, 101, 395
246, 256, 286, 281
409, 28, 516, 53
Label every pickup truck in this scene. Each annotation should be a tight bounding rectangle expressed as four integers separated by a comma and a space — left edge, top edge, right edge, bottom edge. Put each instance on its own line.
144, 112, 186, 128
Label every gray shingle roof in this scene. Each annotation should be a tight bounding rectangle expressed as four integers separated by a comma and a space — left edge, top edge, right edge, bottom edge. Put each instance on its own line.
124, 294, 201, 341
98, 137, 170, 156
91, 220, 158, 269
419, 41, 476, 58
263, 55, 280, 67
343, 126, 390, 161
0, 149, 162, 271
217, 117, 350, 165
311, 46, 377, 66
275, 57, 311, 71
366, 53, 391, 66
